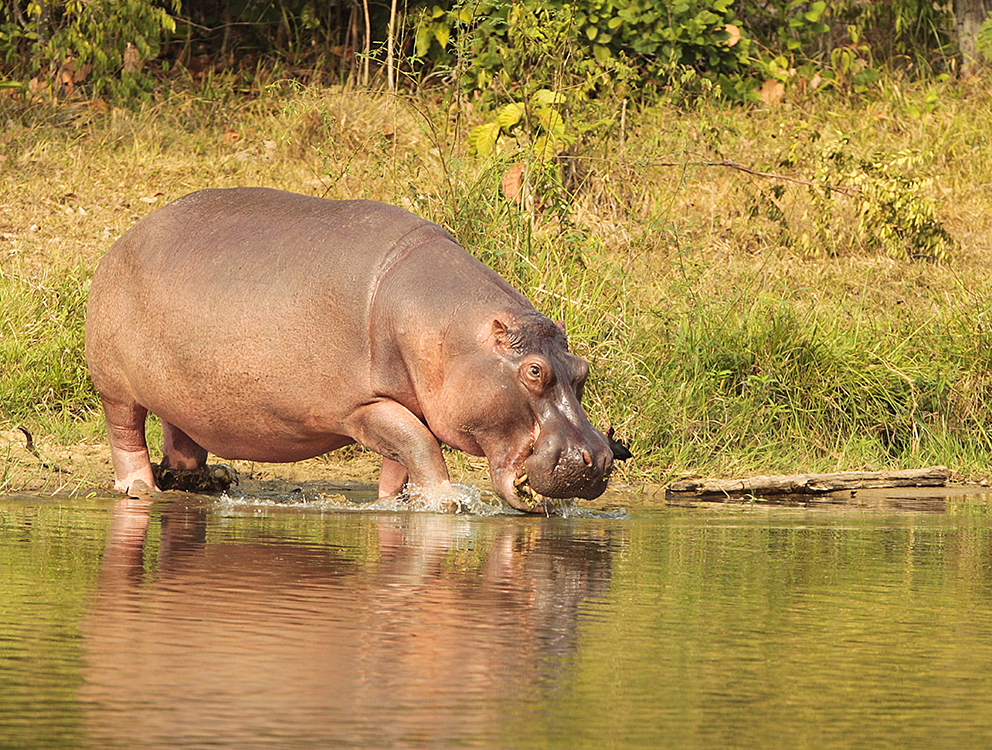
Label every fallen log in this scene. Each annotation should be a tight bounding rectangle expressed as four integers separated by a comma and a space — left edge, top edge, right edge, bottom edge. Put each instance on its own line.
667, 466, 949, 498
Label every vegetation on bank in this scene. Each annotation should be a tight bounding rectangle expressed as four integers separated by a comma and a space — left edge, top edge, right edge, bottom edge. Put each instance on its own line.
2, 63, 992, 489
0, 0, 981, 102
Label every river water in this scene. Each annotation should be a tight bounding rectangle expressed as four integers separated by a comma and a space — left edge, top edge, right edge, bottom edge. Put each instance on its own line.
2, 485, 992, 749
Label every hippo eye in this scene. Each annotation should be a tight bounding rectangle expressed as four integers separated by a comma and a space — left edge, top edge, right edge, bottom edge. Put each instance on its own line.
521, 360, 548, 392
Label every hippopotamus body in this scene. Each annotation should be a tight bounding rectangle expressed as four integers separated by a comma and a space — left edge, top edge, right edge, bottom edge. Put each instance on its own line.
85, 188, 614, 512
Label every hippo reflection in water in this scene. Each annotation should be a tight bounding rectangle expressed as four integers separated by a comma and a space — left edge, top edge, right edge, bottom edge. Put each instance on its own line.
85, 188, 616, 513
80, 499, 622, 746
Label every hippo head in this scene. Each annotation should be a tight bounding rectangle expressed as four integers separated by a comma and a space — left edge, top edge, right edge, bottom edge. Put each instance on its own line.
433, 312, 614, 513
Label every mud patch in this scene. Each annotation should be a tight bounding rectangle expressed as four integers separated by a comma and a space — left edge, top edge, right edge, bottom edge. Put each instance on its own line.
0, 432, 439, 494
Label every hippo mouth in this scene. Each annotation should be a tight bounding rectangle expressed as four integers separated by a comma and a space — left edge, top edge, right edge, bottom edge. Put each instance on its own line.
512, 471, 554, 512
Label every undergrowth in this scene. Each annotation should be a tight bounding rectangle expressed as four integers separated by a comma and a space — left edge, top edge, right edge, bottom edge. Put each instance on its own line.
3, 73, 992, 485
0, 263, 96, 435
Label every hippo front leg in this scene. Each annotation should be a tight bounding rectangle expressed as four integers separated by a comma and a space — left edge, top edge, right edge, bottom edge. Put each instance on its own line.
378, 457, 409, 499
345, 400, 453, 499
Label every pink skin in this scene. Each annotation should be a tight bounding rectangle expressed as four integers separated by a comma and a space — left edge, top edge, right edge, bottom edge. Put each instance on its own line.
86, 188, 613, 511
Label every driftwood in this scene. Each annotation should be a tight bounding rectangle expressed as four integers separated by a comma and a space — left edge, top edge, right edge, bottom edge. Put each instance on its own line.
667, 466, 949, 498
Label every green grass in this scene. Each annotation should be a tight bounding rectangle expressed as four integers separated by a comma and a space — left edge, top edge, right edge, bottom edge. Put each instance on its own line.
3, 75, 992, 485
0, 263, 98, 437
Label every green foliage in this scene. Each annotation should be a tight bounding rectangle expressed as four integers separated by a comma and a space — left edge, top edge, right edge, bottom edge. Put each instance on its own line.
830, 0, 954, 69
408, 0, 956, 105
635, 288, 992, 474
977, 12, 992, 62
0, 0, 178, 100
577, 0, 750, 86
0, 264, 96, 423
468, 89, 571, 160
825, 27, 881, 94
411, 0, 955, 103
746, 0, 954, 74
735, 128, 956, 262
0, 0, 963, 105
851, 166, 956, 262
781, 0, 829, 51
413, 0, 753, 100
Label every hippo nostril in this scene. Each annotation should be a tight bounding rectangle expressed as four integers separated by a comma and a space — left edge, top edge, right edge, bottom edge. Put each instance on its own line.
582, 449, 592, 467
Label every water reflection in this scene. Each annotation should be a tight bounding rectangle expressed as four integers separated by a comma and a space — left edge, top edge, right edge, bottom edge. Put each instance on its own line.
80, 498, 622, 749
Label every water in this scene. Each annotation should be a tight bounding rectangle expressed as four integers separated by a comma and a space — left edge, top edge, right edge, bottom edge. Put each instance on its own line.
2, 487, 992, 749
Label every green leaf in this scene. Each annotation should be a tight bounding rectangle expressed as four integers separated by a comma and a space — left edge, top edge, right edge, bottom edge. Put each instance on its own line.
497, 102, 525, 130
853, 68, 880, 85
534, 133, 557, 161
593, 44, 613, 63
538, 108, 565, 137
468, 122, 500, 157
695, 10, 720, 26
805, 1, 826, 22
415, 25, 432, 57
533, 89, 565, 106
433, 23, 450, 48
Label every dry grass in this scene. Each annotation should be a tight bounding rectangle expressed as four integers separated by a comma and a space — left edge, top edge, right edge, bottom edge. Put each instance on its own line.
3, 75, 992, 492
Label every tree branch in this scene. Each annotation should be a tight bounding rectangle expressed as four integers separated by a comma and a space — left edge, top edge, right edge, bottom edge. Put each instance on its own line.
645, 156, 860, 196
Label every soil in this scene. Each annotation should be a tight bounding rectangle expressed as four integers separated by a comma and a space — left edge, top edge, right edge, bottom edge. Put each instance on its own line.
6, 429, 985, 514
0, 428, 492, 498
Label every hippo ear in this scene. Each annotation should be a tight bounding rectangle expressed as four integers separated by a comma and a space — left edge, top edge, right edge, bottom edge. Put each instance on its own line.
555, 319, 570, 351
491, 319, 512, 350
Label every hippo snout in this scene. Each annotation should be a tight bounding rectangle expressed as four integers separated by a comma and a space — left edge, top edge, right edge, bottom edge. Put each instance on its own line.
522, 429, 614, 501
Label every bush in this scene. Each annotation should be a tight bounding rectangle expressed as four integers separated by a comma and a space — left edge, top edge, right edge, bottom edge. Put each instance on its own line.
0, 0, 179, 100
414, 0, 754, 101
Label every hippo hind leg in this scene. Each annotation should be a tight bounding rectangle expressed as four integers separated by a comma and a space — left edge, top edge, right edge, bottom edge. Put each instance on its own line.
160, 422, 207, 471
100, 395, 157, 497
155, 422, 237, 494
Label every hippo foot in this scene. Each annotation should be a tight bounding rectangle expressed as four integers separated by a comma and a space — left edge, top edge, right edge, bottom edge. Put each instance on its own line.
398, 483, 478, 514
153, 462, 238, 494
126, 479, 155, 500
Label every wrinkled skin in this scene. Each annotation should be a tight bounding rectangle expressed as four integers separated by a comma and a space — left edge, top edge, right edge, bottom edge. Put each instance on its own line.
85, 188, 614, 512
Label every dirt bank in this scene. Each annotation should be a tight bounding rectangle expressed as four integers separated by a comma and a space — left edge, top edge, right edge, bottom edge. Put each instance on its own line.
0, 428, 493, 498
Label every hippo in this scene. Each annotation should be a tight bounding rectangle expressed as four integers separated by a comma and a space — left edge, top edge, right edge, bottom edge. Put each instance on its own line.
85, 188, 614, 513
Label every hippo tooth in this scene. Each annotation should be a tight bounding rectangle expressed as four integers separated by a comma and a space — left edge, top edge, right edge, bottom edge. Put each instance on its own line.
514, 473, 529, 488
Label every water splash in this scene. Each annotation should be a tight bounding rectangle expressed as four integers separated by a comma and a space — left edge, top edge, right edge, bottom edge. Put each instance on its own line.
217, 482, 508, 516
366, 483, 507, 516
214, 482, 629, 518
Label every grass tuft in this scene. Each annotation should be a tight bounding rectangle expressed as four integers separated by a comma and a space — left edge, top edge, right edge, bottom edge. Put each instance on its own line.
2, 77, 992, 485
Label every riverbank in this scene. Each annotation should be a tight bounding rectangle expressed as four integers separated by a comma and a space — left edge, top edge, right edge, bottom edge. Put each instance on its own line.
3, 78, 992, 489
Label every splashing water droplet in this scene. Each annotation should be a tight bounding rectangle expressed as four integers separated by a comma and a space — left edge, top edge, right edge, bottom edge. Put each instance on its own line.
217, 483, 508, 516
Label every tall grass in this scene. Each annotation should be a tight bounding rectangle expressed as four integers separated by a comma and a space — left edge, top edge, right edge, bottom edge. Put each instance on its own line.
2, 76, 992, 484
631, 286, 992, 480
0, 263, 97, 438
